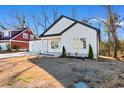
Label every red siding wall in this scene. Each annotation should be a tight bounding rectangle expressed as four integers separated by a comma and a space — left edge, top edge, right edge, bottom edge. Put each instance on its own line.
13, 29, 36, 41
10, 29, 37, 50
11, 41, 29, 49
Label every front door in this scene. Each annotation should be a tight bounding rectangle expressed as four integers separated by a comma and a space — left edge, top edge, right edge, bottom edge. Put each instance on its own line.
42, 39, 48, 53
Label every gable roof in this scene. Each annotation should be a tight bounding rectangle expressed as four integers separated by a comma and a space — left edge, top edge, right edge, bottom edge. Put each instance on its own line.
11, 28, 38, 40
0, 28, 28, 40
0, 27, 38, 40
39, 15, 100, 37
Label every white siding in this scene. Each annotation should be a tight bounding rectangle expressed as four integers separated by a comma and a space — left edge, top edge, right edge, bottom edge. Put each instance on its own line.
29, 40, 41, 53
0, 42, 8, 50
44, 17, 75, 35
61, 23, 98, 59
33, 16, 99, 59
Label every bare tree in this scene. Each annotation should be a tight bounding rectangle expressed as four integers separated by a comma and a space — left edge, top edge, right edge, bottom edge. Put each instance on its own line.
107, 6, 117, 58
53, 7, 60, 21
6, 10, 27, 29
91, 5, 124, 58
38, 7, 51, 31
0, 22, 7, 30
71, 8, 77, 19
30, 14, 39, 35
30, 7, 60, 36
105, 5, 124, 58
81, 18, 89, 24
16, 15, 26, 28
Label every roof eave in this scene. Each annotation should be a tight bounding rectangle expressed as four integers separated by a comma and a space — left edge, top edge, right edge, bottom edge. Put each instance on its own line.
40, 33, 61, 38
39, 15, 100, 38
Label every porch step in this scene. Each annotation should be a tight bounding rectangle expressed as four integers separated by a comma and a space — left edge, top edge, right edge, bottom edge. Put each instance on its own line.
40, 52, 61, 57
40, 53, 54, 56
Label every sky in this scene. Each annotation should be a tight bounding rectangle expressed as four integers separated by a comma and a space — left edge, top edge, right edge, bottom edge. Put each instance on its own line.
0, 5, 124, 40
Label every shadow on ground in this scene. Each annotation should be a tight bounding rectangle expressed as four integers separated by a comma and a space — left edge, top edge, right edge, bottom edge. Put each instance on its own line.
28, 57, 80, 88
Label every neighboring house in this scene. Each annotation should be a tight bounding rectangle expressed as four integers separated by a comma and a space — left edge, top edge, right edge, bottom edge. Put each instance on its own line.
29, 15, 100, 59
0, 28, 37, 50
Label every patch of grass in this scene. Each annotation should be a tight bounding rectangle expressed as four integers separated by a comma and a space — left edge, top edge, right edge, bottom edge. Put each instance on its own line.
8, 76, 33, 86
16, 76, 33, 83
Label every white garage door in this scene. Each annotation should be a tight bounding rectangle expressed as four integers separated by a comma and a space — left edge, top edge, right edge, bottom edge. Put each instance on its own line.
29, 40, 41, 53
0, 43, 8, 50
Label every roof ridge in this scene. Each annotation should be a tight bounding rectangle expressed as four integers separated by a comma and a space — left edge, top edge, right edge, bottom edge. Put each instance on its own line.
61, 15, 100, 31
39, 16, 64, 37
60, 22, 77, 34
41, 22, 77, 37
39, 15, 100, 38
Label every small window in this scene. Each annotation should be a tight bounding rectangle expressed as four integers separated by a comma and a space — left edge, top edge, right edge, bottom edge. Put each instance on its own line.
80, 38, 86, 49
73, 38, 86, 49
51, 40, 59, 49
4, 31, 9, 36
23, 33, 28, 39
30, 35, 34, 40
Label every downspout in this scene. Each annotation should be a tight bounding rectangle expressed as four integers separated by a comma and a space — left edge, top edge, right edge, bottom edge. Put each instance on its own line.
97, 30, 100, 59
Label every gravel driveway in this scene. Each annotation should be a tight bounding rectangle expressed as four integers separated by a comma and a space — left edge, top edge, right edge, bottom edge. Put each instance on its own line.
29, 57, 124, 88
0, 56, 124, 88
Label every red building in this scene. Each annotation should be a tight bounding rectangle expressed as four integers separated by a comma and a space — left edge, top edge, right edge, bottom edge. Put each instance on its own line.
0, 28, 37, 50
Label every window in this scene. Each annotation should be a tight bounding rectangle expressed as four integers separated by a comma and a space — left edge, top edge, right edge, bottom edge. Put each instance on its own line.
4, 31, 9, 36
30, 35, 34, 40
23, 33, 28, 39
80, 38, 86, 49
73, 38, 86, 49
51, 40, 59, 49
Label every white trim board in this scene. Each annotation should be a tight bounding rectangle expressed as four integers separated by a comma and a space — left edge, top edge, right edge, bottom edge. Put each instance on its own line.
10, 40, 29, 43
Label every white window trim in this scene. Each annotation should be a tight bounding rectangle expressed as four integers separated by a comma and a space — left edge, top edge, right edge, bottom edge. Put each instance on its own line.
50, 39, 60, 50
30, 35, 34, 40
23, 33, 28, 39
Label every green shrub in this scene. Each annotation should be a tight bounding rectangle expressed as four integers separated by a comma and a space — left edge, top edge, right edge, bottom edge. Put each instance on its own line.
61, 46, 66, 57
88, 44, 94, 59
6, 44, 11, 51
75, 52, 78, 56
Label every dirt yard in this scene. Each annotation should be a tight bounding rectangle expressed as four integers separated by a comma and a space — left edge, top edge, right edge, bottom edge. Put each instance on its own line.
0, 56, 63, 88
0, 56, 124, 88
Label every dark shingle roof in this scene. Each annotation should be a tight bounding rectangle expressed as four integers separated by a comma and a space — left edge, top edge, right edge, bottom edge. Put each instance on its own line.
0, 28, 28, 40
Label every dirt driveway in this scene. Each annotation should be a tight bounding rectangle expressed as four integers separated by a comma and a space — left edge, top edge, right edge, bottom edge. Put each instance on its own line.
0, 56, 124, 88
0, 56, 63, 88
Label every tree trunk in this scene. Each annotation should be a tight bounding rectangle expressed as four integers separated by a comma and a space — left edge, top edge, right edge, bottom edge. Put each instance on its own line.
111, 31, 117, 58
108, 31, 111, 56
107, 5, 117, 58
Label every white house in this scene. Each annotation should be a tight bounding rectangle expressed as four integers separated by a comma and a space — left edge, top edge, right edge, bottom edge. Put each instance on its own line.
29, 15, 100, 59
